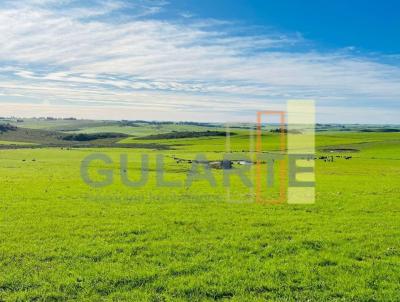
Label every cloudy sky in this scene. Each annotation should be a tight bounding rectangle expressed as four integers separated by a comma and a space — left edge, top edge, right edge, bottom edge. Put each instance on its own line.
0, 0, 399, 123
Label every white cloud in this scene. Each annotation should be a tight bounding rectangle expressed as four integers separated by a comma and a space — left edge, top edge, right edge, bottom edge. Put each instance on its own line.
0, 0, 399, 123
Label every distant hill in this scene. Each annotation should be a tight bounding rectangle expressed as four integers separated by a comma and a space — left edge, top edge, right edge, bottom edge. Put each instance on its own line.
139, 130, 235, 140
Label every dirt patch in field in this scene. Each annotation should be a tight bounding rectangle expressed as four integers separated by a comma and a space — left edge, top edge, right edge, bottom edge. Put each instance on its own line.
322, 148, 360, 153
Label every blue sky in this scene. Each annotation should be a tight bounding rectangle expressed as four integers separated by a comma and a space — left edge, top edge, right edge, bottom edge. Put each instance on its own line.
0, 0, 399, 123
161, 0, 400, 54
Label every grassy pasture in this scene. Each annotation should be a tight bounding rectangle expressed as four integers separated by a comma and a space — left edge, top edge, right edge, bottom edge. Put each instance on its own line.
71, 124, 226, 137
4, 119, 225, 137
0, 124, 399, 301
0, 141, 37, 146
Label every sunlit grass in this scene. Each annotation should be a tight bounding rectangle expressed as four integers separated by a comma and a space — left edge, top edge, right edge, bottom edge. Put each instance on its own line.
0, 131, 399, 300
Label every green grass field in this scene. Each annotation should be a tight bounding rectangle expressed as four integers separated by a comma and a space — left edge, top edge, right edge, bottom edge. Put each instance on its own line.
0, 141, 37, 146
0, 121, 399, 301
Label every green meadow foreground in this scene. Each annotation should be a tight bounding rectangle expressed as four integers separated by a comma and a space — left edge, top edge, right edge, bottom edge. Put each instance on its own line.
0, 120, 399, 301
